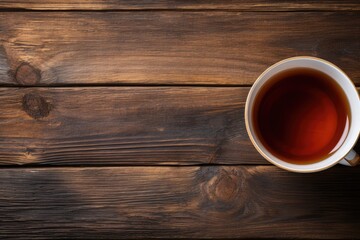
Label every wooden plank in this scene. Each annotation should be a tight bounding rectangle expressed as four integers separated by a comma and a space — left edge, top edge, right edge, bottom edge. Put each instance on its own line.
1, 86, 358, 166
0, 86, 263, 165
0, 166, 360, 239
0, 0, 359, 11
0, 12, 359, 86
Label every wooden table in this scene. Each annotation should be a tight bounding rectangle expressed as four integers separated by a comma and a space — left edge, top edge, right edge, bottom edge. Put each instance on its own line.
0, 1, 359, 239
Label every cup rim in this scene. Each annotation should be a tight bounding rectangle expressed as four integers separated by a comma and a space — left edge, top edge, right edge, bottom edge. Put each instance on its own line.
245, 56, 360, 173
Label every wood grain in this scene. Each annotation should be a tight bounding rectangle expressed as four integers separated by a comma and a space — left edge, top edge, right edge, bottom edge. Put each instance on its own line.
1, 12, 359, 86
0, 86, 262, 165
0, 0, 359, 11
1, 86, 358, 166
0, 166, 360, 239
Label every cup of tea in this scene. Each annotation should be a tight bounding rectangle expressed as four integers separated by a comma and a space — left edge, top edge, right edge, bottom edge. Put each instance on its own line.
245, 56, 360, 172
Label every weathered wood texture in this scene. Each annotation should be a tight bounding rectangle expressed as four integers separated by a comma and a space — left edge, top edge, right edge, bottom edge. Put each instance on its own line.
1, 12, 359, 86
0, 87, 358, 166
0, 87, 261, 165
0, 0, 359, 11
0, 166, 360, 239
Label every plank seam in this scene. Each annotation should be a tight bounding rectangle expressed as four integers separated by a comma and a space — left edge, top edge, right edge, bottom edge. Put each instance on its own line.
0, 163, 271, 169
0, 9, 359, 12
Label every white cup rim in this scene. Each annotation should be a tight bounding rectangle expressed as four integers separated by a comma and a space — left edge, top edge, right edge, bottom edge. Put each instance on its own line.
245, 56, 360, 173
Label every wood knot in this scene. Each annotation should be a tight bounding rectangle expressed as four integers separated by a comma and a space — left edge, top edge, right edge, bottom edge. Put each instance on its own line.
22, 93, 51, 119
205, 169, 239, 203
15, 62, 41, 85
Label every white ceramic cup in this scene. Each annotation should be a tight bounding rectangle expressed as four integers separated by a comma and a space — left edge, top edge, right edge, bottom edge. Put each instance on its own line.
245, 56, 360, 173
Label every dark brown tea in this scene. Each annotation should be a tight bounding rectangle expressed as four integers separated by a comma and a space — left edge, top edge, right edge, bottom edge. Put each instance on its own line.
253, 68, 350, 164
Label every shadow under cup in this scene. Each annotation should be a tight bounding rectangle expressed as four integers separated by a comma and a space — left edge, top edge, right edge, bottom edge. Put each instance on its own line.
245, 57, 360, 173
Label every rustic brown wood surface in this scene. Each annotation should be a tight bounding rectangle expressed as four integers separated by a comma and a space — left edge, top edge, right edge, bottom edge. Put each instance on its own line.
1, 166, 360, 239
0, 87, 260, 165
0, 0, 359, 11
0, 12, 359, 86
0, 1, 360, 239
0, 87, 359, 166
